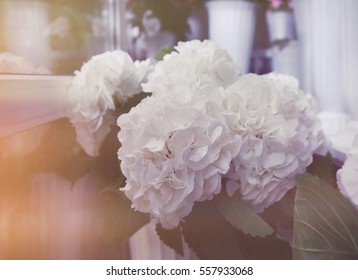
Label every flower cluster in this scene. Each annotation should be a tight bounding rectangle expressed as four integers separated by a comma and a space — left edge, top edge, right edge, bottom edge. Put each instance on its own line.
67, 50, 152, 156
118, 97, 241, 228
117, 40, 326, 228
223, 73, 326, 212
118, 40, 241, 229
143, 40, 240, 103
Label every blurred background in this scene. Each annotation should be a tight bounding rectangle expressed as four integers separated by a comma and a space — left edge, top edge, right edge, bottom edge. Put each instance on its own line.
0, 0, 271, 75
0, 0, 358, 259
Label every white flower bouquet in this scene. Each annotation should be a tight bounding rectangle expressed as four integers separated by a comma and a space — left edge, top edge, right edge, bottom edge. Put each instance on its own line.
65, 40, 358, 259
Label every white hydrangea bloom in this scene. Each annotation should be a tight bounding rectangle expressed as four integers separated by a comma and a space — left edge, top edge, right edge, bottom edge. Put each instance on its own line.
265, 72, 328, 156
337, 135, 358, 209
142, 40, 240, 101
117, 95, 241, 229
115, 42, 327, 227
67, 51, 152, 156
223, 74, 327, 212
264, 72, 299, 88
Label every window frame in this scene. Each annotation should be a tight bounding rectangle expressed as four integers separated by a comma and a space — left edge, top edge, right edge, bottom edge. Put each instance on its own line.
0, 74, 73, 138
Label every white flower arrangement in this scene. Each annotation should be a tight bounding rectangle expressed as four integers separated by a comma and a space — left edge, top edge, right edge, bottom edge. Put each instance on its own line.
64, 40, 358, 260
117, 41, 327, 226
143, 40, 241, 97
118, 96, 241, 229
66, 50, 152, 156
223, 73, 327, 212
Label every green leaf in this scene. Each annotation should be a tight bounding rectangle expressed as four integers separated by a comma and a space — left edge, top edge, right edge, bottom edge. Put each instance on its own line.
26, 119, 94, 184
215, 192, 274, 238
307, 154, 339, 186
155, 224, 184, 256
182, 200, 243, 259
91, 126, 123, 189
99, 190, 150, 246
293, 174, 358, 259
261, 188, 295, 243
154, 45, 173, 61
117, 92, 151, 116
182, 199, 291, 259
240, 233, 292, 260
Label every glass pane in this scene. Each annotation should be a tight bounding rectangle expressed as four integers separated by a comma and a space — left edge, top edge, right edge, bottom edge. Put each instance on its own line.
0, 0, 127, 75
0, 0, 210, 75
